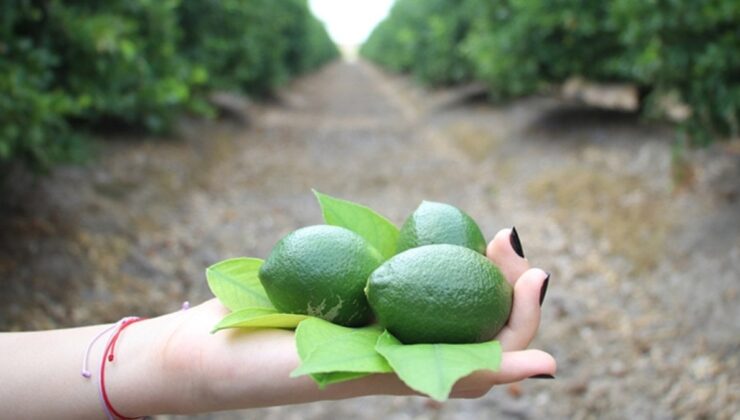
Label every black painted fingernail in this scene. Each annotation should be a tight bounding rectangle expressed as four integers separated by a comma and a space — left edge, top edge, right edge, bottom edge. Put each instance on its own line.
529, 374, 555, 379
539, 273, 550, 307
510, 226, 525, 258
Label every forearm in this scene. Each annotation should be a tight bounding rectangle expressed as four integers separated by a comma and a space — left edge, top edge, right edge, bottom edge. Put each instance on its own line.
0, 314, 182, 419
0, 303, 350, 418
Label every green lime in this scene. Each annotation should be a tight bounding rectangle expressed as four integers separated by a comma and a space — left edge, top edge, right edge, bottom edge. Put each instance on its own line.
396, 201, 487, 254
366, 244, 512, 344
259, 225, 384, 327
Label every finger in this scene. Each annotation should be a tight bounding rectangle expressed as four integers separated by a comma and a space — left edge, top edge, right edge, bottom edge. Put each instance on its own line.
451, 349, 557, 397
496, 268, 549, 351
487, 228, 530, 285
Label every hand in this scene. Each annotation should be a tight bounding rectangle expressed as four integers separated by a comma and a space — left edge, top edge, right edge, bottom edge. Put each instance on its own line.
453, 228, 555, 397
152, 228, 556, 414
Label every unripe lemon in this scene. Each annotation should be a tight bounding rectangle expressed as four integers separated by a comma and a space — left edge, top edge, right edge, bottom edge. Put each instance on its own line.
366, 244, 512, 344
259, 225, 384, 327
397, 201, 487, 254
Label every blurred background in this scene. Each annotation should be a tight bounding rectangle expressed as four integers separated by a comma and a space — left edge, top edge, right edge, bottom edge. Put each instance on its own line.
1, 0, 738, 418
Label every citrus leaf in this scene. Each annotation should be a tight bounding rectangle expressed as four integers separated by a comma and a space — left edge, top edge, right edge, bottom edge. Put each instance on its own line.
311, 372, 369, 388
375, 331, 503, 401
206, 257, 273, 311
212, 307, 309, 333
292, 318, 392, 388
292, 322, 391, 376
312, 189, 399, 260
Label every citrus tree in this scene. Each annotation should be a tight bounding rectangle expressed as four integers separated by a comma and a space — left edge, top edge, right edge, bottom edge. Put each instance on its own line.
362, 0, 739, 144
1, 0, 338, 171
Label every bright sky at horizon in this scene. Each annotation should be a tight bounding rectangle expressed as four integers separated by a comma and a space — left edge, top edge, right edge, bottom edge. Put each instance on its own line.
308, 0, 395, 47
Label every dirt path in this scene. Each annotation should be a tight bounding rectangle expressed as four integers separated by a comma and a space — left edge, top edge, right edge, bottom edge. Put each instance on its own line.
1, 61, 738, 419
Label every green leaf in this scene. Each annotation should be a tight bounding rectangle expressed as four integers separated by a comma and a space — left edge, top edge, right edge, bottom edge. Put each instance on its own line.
212, 307, 309, 333
206, 257, 273, 311
292, 318, 393, 387
312, 189, 399, 260
310, 371, 370, 388
375, 331, 503, 401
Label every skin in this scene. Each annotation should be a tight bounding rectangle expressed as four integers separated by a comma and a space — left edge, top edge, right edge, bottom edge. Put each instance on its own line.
0, 228, 555, 418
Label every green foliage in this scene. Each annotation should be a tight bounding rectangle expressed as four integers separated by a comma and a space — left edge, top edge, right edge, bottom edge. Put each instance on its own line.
362, 0, 739, 144
48, 0, 192, 133
291, 318, 392, 384
206, 257, 271, 311
178, 0, 338, 96
1, 0, 84, 169
1, 0, 338, 170
609, 0, 739, 144
360, 0, 476, 85
375, 330, 502, 401
205, 253, 312, 333
313, 190, 399, 260
463, 0, 626, 99
212, 307, 309, 332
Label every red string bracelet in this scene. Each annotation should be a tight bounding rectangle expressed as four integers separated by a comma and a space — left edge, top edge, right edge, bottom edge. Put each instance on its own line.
99, 317, 146, 420
82, 302, 189, 419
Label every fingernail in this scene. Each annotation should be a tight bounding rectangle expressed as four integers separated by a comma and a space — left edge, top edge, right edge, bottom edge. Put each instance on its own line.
529, 374, 555, 379
510, 226, 525, 258
539, 273, 550, 307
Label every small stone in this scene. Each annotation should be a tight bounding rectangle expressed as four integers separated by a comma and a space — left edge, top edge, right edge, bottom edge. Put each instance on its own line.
423, 399, 443, 410
690, 356, 718, 381
565, 378, 589, 395
609, 360, 627, 377
507, 382, 523, 398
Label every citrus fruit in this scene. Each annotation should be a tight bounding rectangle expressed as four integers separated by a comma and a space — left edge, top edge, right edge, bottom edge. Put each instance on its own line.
366, 244, 512, 344
396, 201, 487, 254
259, 225, 384, 327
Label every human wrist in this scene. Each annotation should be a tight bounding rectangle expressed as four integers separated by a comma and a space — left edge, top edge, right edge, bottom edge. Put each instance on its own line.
104, 313, 192, 417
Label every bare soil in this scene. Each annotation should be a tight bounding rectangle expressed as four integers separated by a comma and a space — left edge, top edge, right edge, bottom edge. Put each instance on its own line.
1, 61, 739, 419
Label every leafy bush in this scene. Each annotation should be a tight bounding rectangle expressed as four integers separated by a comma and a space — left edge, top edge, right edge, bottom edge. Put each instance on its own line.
48, 0, 194, 133
609, 0, 739, 144
302, 11, 342, 72
362, 0, 739, 143
179, 0, 337, 96
1, 1, 82, 169
361, 0, 475, 85
1, 0, 338, 170
463, 0, 626, 99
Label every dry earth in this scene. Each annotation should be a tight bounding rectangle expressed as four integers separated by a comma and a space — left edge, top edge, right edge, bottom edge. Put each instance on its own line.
1, 60, 739, 419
